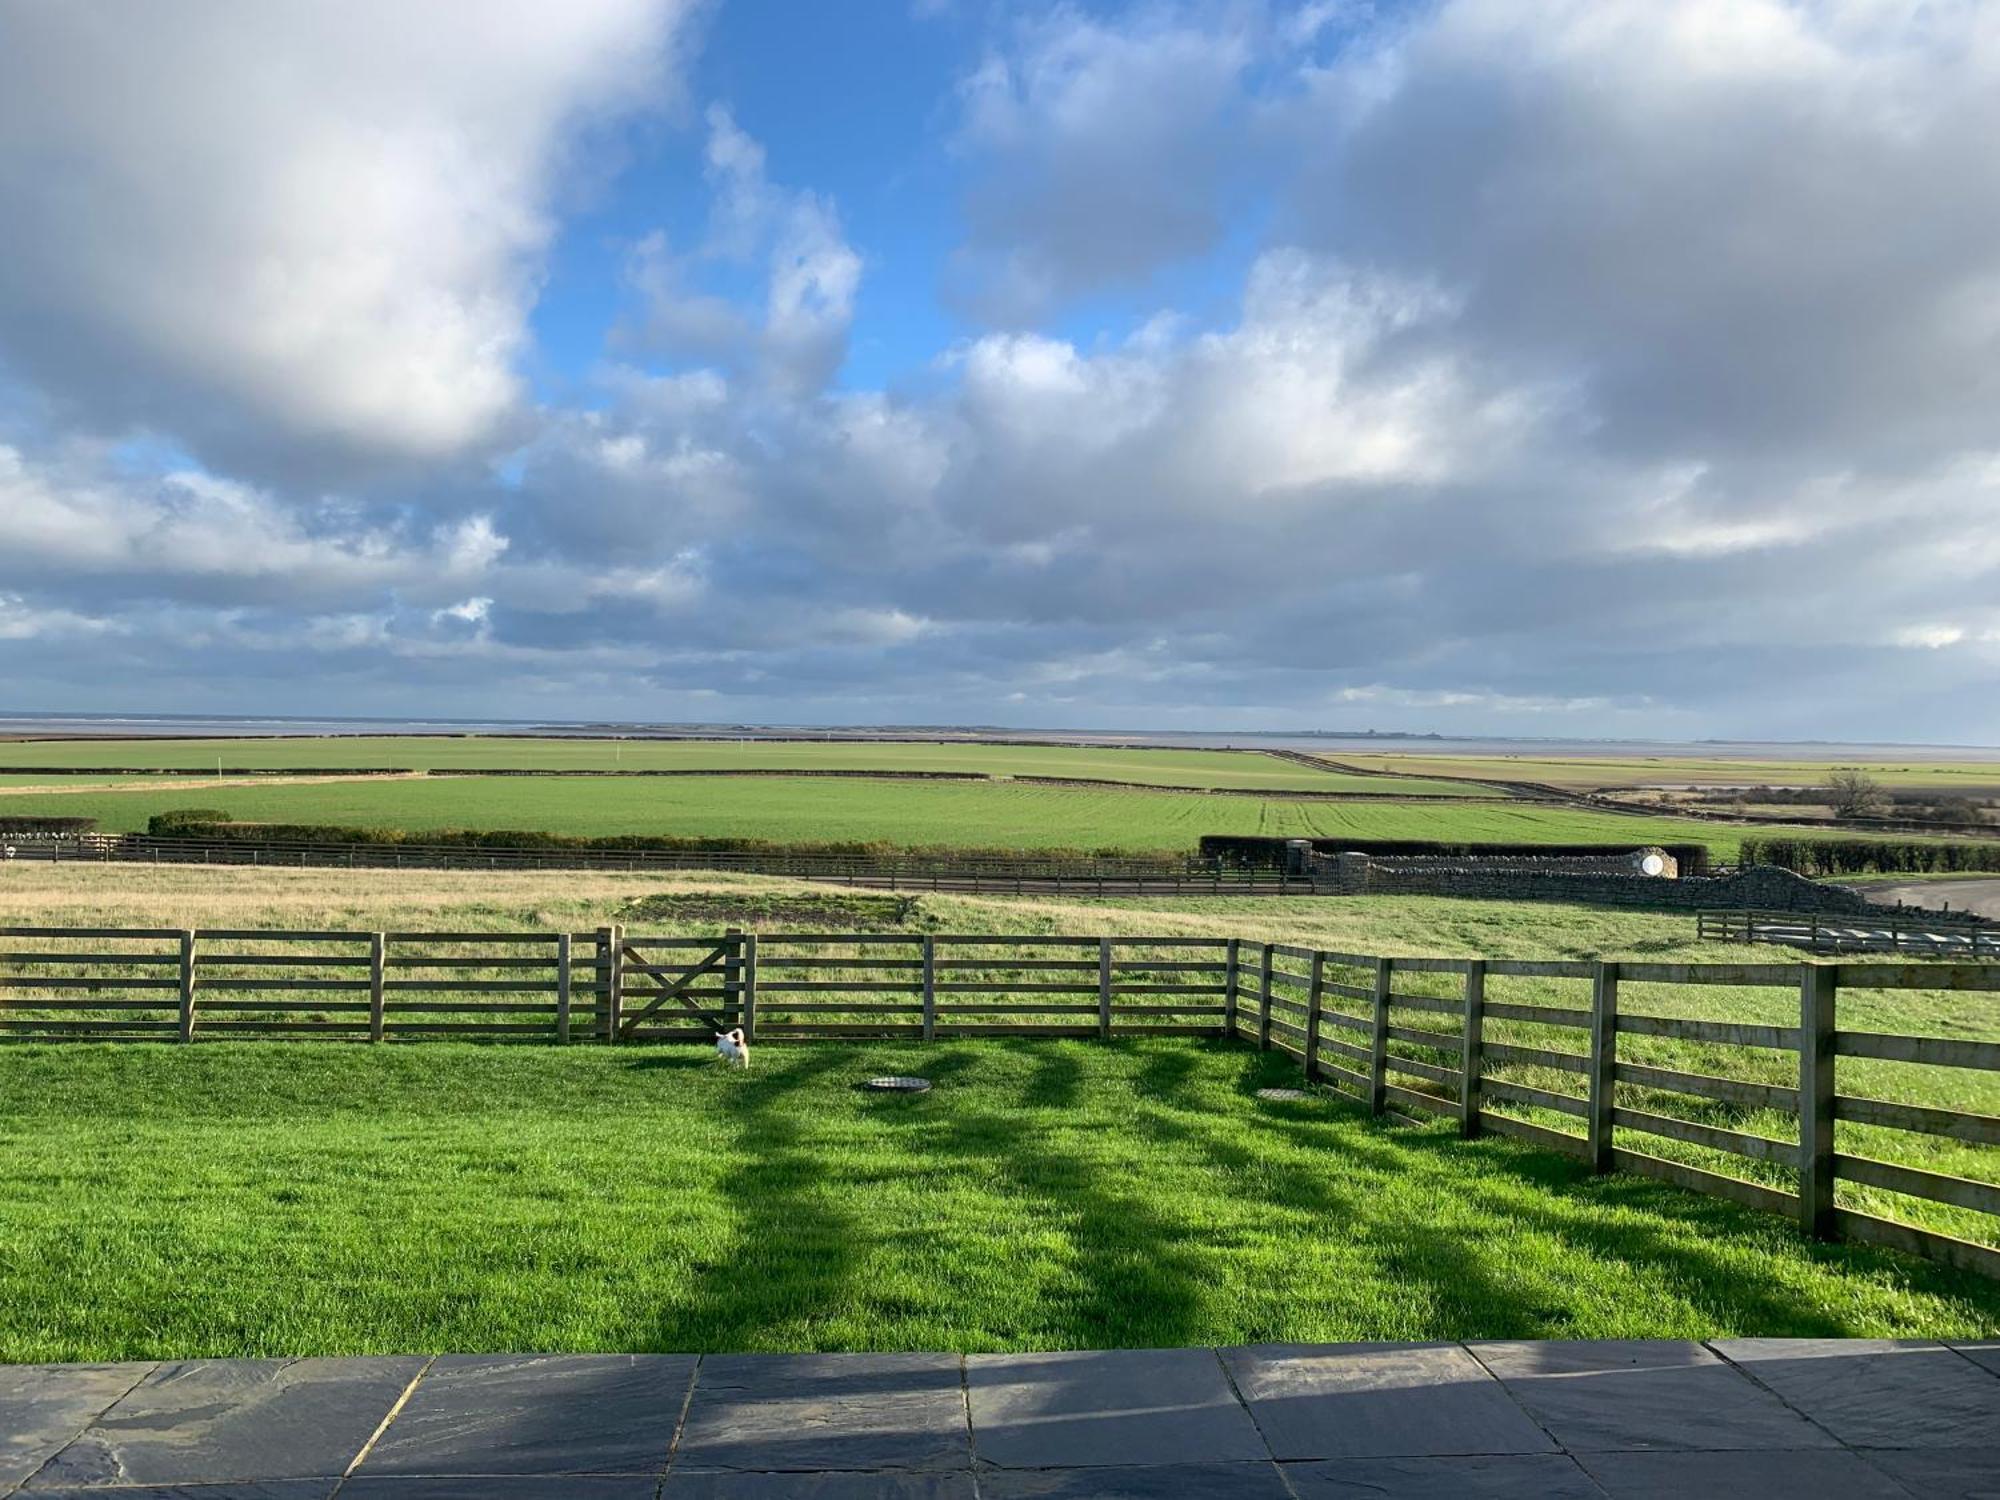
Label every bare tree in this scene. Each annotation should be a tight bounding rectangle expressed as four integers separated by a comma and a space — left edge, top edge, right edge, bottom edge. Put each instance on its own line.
1823, 769, 1891, 820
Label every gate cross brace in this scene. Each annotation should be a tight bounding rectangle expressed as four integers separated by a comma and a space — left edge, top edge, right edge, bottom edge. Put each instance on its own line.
617, 943, 734, 1036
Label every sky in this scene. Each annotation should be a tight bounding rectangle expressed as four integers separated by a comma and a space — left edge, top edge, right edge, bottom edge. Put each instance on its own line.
1, 0, 1998, 742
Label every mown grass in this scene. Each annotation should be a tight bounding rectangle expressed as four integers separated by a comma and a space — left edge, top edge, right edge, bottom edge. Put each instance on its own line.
3, 1038, 1996, 1364
0, 736, 1488, 795
1, 867, 1993, 1269
0, 773, 1867, 859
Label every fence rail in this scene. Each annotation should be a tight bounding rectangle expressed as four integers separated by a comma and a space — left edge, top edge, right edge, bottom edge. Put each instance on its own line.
1, 923, 1996, 1283
1699, 907, 2000, 958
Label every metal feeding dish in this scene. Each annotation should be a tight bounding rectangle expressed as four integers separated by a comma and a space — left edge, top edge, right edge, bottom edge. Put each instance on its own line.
864, 1076, 933, 1093
1255, 1087, 1312, 1102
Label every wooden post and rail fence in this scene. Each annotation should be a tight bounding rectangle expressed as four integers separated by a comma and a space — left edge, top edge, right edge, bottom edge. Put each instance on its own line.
1699, 906, 2000, 958
2, 833, 1335, 896
1, 923, 1996, 1282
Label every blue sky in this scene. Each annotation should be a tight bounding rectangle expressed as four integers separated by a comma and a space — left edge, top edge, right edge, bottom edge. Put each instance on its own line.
529, 1, 1281, 399
532, 2, 968, 395
2, 1, 1998, 741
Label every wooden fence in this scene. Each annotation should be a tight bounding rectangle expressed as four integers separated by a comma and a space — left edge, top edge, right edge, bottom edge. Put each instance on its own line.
6, 835, 1333, 896
1, 924, 1995, 1282
1699, 907, 2000, 958
1240, 944, 2000, 1281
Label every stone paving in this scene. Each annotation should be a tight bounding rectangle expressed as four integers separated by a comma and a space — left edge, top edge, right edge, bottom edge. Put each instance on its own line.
3, 1340, 1998, 1498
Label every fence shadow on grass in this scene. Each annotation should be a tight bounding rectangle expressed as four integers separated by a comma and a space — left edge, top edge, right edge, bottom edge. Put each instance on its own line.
636, 1038, 1998, 1353
659, 1046, 869, 1352
867, 1042, 1219, 1350
1387, 1122, 2000, 1328
1240, 1086, 2000, 1334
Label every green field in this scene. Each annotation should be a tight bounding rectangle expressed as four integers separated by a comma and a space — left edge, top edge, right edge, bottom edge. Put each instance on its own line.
0, 735, 1488, 795
3, 1036, 1994, 1363
1335, 750, 2000, 794
2, 863, 1994, 1275
0, 773, 1863, 858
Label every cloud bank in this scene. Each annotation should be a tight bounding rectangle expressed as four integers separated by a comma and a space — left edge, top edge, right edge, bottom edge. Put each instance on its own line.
1, 0, 1997, 739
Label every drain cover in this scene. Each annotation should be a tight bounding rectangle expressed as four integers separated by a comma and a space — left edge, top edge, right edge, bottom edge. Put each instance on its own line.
864, 1076, 933, 1093
1255, 1087, 1311, 1102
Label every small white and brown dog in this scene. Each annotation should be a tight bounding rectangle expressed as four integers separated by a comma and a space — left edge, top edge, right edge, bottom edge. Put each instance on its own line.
714, 1027, 750, 1067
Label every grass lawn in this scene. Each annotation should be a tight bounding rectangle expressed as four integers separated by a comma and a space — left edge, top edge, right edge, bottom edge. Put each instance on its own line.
2, 1037, 1996, 1363
0, 774, 1881, 860
2, 866, 1993, 1258
0, 736, 1488, 796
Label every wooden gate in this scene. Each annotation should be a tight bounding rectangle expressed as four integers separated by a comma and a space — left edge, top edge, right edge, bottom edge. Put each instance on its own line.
606, 929, 745, 1042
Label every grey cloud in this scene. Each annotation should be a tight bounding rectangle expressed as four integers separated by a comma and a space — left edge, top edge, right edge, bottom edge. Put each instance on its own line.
947, 7, 1258, 322
1284, 0, 2000, 472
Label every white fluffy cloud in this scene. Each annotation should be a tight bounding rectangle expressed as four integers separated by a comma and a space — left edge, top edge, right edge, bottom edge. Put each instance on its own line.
0, 0, 693, 473
618, 107, 863, 395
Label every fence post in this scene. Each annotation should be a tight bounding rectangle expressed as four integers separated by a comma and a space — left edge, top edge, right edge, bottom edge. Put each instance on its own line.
177, 929, 198, 1043
1222, 939, 1240, 1040
739, 933, 758, 1042
555, 932, 572, 1044
1257, 943, 1274, 1052
921, 936, 937, 1042
1798, 963, 1838, 1240
1369, 957, 1391, 1116
1460, 958, 1485, 1139
593, 926, 613, 1042
1303, 950, 1324, 1082
598, 925, 625, 1042
1588, 960, 1620, 1171
1097, 938, 1113, 1041
368, 932, 387, 1043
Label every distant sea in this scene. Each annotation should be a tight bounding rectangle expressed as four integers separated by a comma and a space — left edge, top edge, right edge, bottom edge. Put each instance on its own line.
1, 713, 1995, 761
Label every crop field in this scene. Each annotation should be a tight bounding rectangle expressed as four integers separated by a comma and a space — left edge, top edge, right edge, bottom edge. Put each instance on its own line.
1334, 750, 2000, 795
0, 773, 1878, 859
0, 735, 1488, 795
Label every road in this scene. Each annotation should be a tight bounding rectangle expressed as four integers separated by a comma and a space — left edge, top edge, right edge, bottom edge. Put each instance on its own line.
1844, 877, 2000, 921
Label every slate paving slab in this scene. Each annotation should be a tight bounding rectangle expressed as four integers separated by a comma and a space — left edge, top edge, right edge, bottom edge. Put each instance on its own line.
1219, 1342, 1556, 1458
0, 1364, 155, 1491
1281, 1454, 1604, 1499
1713, 1338, 2000, 1449
25, 1487, 335, 1500
23, 1357, 424, 1489
1859, 1446, 2000, 1500
662, 1473, 977, 1498
1575, 1447, 1916, 1500
964, 1350, 1268, 1470
340, 1480, 661, 1499
674, 1353, 967, 1472
1947, 1341, 2000, 1380
355, 1354, 696, 1477
5, 1341, 1993, 1496
974, 1462, 1293, 1498
1468, 1341, 1836, 1452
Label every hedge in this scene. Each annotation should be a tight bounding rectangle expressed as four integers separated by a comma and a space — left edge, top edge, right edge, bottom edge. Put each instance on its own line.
0, 816, 98, 836
141, 815, 1173, 868
1739, 836, 2000, 876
